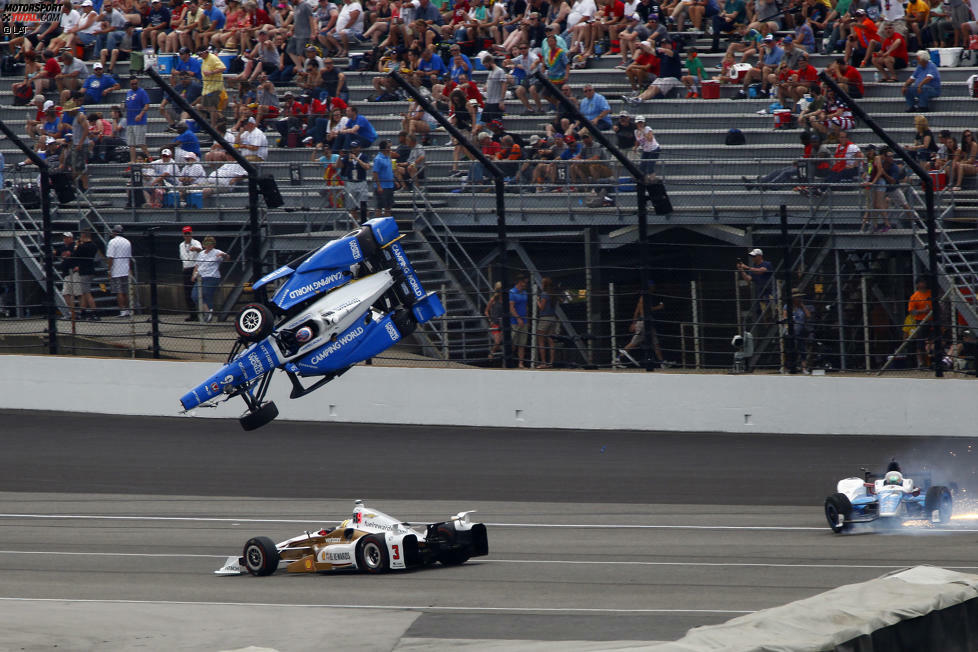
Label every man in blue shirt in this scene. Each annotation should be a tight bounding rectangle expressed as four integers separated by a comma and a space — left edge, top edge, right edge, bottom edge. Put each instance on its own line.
903, 50, 941, 111
576, 83, 612, 130
169, 122, 202, 158
172, 47, 202, 81
80, 63, 120, 104
737, 247, 774, 319
448, 44, 473, 82
336, 106, 377, 150
125, 76, 151, 162
739, 34, 783, 95
372, 139, 395, 218
509, 275, 529, 368
415, 47, 447, 88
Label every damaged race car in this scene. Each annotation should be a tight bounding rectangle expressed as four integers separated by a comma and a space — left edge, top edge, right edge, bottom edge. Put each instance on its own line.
179, 217, 444, 430
215, 500, 489, 576
824, 460, 953, 533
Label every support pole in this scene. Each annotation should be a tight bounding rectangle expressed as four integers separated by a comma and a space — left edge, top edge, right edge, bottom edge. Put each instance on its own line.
609, 282, 617, 365
691, 279, 701, 369
147, 227, 161, 358
862, 275, 870, 371
819, 71, 941, 376
780, 204, 797, 374
835, 250, 846, 371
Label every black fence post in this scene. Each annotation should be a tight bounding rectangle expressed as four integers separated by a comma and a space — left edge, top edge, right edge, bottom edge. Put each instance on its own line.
818, 72, 942, 377
638, 183, 654, 371
147, 227, 161, 358
780, 205, 797, 374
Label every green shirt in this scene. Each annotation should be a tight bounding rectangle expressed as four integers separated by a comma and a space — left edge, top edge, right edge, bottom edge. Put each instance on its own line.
685, 56, 706, 78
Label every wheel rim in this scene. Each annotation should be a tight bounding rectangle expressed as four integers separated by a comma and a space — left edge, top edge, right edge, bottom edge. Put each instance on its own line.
825, 503, 839, 527
364, 542, 382, 569
239, 308, 262, 333
246, 545, 263, 569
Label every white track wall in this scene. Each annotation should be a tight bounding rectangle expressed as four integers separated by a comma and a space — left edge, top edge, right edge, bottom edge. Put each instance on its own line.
1, 355, 975, 436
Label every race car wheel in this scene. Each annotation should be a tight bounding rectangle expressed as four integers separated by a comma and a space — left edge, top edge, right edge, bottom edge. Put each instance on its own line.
243, 536, 280, 576
239, 401, 278, 431
235, 303, 274, 342
356, 534, 389, 574
435, 524, 470, 566
824, 493, 852, 534
925, 486, 953, 523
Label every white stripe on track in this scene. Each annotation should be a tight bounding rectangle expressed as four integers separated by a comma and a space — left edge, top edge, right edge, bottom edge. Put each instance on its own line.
0, 596, 752, 615
2, 550, 977, 571
3, 513, 978, 533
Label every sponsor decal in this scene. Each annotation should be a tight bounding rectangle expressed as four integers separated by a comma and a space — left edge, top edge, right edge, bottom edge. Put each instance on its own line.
392, 245, 425, 298
385, 322, 400, 341
223, 374, 235, 385
349, 239, 361, 260
210, 382, 220, 393
363, 520, 400, 533
326, 551, 351, 561
287, 271, 347, 300
260, 342, 275, 369
308, 326, 364, 365
296, 326, 314, 343
248, 352, 264, 376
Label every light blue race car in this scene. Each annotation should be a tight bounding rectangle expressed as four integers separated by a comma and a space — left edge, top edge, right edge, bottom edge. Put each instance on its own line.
179, 217, 444, 430
824, 460, 953, 533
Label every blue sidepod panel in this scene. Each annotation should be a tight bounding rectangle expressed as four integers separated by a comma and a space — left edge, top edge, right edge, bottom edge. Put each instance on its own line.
180, 339, 282, 410
286, 314, 404, 377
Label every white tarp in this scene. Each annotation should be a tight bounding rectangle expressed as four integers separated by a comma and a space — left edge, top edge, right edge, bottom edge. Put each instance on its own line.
652, 566, 978, 652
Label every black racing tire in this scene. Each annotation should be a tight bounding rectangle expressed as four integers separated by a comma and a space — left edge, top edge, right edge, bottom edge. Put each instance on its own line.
925, 485, 953, 523
235, 303, 274, 342
243, 536, 279, 576
356, 534, 390, 574
824, 493, 852, 533
435, 524, 470, 566
239, 401, 278, 431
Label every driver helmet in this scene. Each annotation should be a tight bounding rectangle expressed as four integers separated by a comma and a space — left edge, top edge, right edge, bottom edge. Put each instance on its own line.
884, 471, 903, 486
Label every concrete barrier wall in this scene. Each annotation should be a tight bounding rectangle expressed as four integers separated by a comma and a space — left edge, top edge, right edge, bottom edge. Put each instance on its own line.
1, 354, 975, 436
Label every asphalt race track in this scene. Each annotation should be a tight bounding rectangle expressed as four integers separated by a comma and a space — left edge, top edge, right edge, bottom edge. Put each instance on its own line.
2, 410, 978, 651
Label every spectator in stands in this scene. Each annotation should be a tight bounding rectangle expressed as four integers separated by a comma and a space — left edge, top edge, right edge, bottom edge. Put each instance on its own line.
8, 19, 60, 57
484, 281, 505, 359
100, 23, 136, 74
737, 248, 774, 319
60, 0, 101, 53
670, 0, 717, 32
21, 50, 61, 98
536, 32, 569, 108
372, 139, 396, 218
173, 47, 203, 81
141, 0, 172, 51
633, 115, 659, 181
178, 226, 202, 319
535, 277, 560, 368
161, 71, 202, 130
827, 58, 864, 98
625, 36, 659, 92
401, 98, 438, 141
951, 130, 978, 191
681, 47, 706, 97
194, 0, 226, 50
236, 117, 268, 161
822, 130, 862, 190
612, 110, 636, 149
191, 236, 230, 322
125, 76, 151, 163
576, 83, 612, 129
869, 22, 908, 82
106, 225, 132, 318
619, 281, 666, 367
363, 0, 396, 46
62, 100, 91, 191
482, 54, 509, 124
167, 121, 201, 161
724, 24, 763, 62
632, 39, 683, 101
904, 50, 940, 112
288, 0, 318, 69
336, 141, 370, 220
56, 231, 79, 318
25, 95, 51, 140
944, 329, 978, 371
711, 0, 747, 52
195, 44, 227, 127
74, 62, 120, 106
90, 110, 119, 162
907, 114, 938, 164
906, 278, 933, 367
71, 229, 100, 321
394, 133, 426, 188
843, 9, 879, 66
144, 148, 178, 206
203, 159, 248, 197
177, 151, 207, 207
507, 275, 530, 368
335, 105, 377, 150
571, 132, 615, 206
322, 0, 364, 57
775, 50, 817, 106
743, 132, 827, 191
96, 0, 128, 54
48, 1, 81, 52
810, 88, 856, 140
55, 51, 87, 100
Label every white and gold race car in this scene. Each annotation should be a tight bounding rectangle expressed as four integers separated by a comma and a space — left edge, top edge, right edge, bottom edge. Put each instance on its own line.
216, 500, 488, 576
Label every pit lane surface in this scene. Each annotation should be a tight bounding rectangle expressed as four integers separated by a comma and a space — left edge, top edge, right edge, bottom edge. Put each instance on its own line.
2, 410, 978, 650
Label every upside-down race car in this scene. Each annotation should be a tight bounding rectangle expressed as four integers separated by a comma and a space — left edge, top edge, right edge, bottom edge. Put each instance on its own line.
215, 500, 489, 576
824, 460, 953, 533
179, 217, 444, 430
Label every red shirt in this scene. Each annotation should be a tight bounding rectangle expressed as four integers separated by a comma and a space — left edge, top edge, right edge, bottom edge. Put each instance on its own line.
43, 57, 60, 78
482, 140, 501, 157
284, 100, 308, 118
606, 0, 625, 20
792, 64, 818, 84
881, 33, 908, 63
443, 80, 484, 107
840, 65, 864, 95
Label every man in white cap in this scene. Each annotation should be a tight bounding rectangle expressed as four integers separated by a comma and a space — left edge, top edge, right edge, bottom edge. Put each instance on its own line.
105, 225, 132, 317
25, 95, 49, 139
737, 247, 775, 319
177, 151, 206, 208
237, 116, 268, 162
76, 61, 120, 106
144, 148, 178, 207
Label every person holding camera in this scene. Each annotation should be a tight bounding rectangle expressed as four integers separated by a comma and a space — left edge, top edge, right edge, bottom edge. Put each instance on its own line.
738, 248, 774, 320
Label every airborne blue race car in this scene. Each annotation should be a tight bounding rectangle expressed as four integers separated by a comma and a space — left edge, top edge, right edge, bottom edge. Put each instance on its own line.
824, 461, 953, 533
179, 217, 444, 430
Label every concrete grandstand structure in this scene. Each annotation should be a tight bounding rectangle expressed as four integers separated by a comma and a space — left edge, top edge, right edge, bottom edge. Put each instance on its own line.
1, 32, 977, 368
